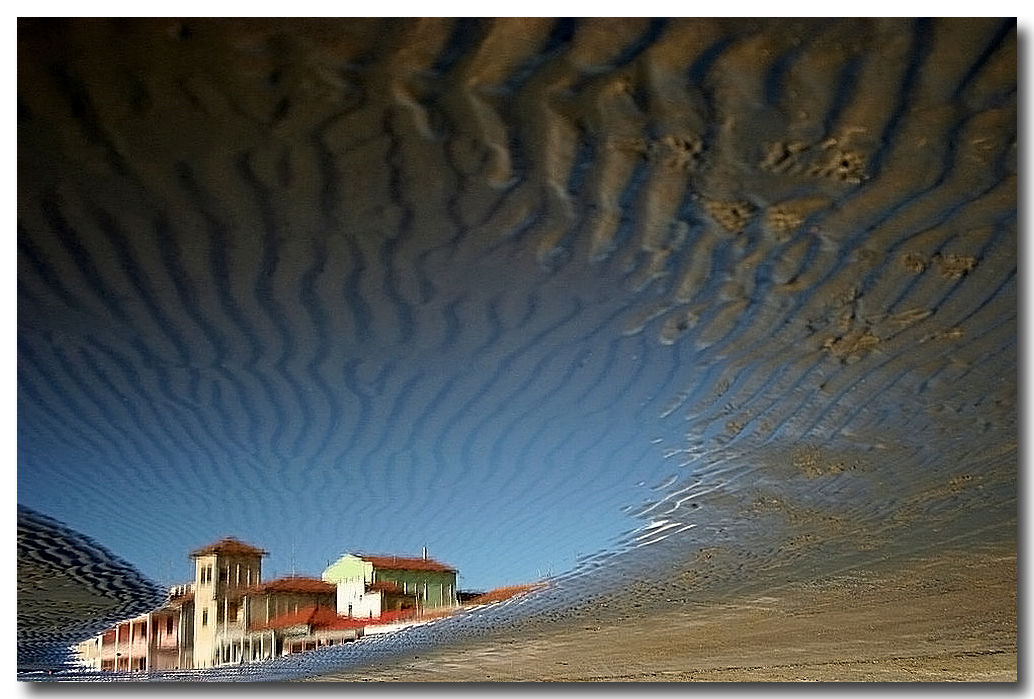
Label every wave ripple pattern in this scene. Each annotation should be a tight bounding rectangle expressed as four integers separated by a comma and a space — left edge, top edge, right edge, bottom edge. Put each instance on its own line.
17, 18, 1016, 678
17, 506, 167, 672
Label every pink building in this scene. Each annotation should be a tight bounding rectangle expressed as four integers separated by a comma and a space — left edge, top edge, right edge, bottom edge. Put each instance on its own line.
77, 598, 184, 671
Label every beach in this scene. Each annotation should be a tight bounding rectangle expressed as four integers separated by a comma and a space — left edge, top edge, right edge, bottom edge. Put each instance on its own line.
16, 19, 1016, 683
308, 547, 1016, 682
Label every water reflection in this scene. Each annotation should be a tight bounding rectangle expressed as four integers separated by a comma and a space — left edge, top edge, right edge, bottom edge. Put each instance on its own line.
17, 17, 1016, 679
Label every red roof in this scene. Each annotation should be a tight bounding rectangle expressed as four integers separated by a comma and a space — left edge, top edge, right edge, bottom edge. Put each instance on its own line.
190, 537, 268, 558
251, 606, 319, 631
366, 609, 419, 625
359, 554, 456, 573
245, 576, 335, 595
251, 606, 365, 632
467, 583, 546, 605
313, 609, 368, 630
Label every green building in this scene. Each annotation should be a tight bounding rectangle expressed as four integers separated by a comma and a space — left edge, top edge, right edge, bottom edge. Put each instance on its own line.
322, 552, 458, 618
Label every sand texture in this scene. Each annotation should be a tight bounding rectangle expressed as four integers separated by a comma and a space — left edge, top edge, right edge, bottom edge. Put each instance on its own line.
310, 548, 1016, 682
17, 18, 1016, 681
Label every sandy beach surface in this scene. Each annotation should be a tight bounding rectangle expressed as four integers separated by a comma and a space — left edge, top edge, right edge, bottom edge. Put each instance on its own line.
308, 547, 1015, 682
16, 19, 1016, 685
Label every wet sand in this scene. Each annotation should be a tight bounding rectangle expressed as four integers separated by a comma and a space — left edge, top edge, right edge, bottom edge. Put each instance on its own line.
309, 548, 1015, 682
16, 20, 1016, 681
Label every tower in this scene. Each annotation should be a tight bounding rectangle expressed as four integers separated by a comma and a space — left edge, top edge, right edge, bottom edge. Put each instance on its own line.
189, 538, 267, 668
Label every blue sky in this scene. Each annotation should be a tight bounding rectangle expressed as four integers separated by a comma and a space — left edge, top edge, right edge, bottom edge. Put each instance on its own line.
17, 217, 700, 592
16, 17, 1018, 601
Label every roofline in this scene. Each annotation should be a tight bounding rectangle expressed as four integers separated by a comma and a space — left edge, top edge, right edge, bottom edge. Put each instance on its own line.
189, 538, 269, 558
356, 553, 457, 573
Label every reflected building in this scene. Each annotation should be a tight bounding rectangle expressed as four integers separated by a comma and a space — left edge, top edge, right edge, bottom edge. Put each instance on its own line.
322, 552, 459, 618
189, 538, 268, 668
74, 603, 182, 672
76, 537, 460, 671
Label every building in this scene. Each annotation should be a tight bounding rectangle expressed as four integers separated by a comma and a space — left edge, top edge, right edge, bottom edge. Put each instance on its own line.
75, 602, 181, 672
76, 538, 459, 671
188, 538, 267, 669
249, 606, 366, 655
322, 551, 458, 619
77, 537, 359, 671
206, 575, 348, 665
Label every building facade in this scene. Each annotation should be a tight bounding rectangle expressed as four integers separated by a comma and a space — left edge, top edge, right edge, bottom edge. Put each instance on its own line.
188, 538, 267, 669
77, 539, 460, 672
76, 537, 349, 671
75, 604, 181, 672
209, 576, 341, 665
322, 552, 458, 619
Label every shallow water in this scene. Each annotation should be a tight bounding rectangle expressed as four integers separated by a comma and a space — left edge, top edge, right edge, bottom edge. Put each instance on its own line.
17, 18, 1016, 679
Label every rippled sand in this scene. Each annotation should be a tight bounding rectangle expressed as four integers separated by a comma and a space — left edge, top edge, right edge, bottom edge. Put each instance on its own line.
17, 18, 1016, 681
310, 547, 1015, 682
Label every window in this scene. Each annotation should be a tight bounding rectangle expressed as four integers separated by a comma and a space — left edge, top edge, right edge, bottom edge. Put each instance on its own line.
166, 618, 173, 635
202, 609, 208, 627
